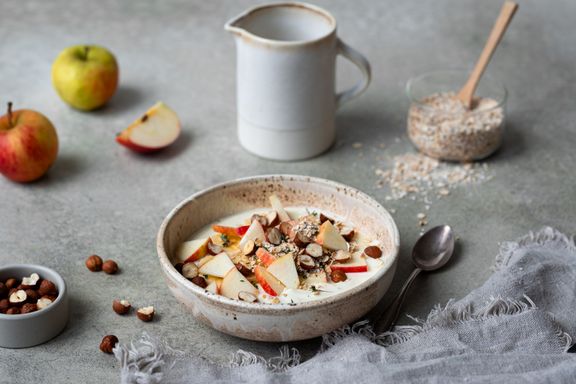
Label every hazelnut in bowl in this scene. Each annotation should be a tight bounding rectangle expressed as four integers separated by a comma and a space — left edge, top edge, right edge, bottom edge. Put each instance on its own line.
0, 264, 69, 348
157, 175, 400, 342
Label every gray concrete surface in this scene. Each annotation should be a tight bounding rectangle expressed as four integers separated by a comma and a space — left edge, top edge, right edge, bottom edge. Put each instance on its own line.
1, 0, 575, 382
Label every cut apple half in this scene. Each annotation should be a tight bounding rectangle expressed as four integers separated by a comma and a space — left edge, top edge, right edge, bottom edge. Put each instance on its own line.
239, 220, 266, 249
175, 238, 209, 263
198, 252, 235, 278
269, 194, 291, 222
254, 266, 285, 296
116, 102, 181, 153
220, 267, 258, 300
267, 254, 300, 289
331, 252, 368, 273
316, 221, 348, 251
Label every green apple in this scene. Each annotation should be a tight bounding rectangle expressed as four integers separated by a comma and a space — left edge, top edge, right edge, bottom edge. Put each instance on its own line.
0, 102, 59, 183
51, 45, 119, 111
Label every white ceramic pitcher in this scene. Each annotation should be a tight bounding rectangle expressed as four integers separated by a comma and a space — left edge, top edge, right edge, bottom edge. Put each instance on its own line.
225, 2, 371, 160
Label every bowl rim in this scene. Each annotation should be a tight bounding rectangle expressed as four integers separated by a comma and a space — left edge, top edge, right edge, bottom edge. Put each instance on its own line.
156, 174, 400, 314
0, 264, 67, 320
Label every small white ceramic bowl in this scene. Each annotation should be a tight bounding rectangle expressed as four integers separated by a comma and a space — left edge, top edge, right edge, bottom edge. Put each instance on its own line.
157, 175, 399, 341
0, 264, 69, 348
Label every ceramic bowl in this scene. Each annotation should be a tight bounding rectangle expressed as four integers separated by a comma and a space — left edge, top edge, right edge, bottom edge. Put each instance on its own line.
157, 175, 399, 341
0, 264, 69, 348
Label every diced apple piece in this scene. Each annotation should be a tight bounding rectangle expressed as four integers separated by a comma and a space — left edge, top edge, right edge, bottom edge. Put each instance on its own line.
254, 266, 285, 296
256, 248, 276, 267
269, 194, 291, 222
205, 281, 218, 294
267, 254, 300, 289
116, 102, 181, 153
238, 220, 266, 249
212, 225, 250, 239
220, 267, 258, 300
303, 270, 328, 286
175, 238, 209, 263
331, 252, 368, 273
316, 221, 348, 251
198, 252, 235, 278
206, 275, 223, 293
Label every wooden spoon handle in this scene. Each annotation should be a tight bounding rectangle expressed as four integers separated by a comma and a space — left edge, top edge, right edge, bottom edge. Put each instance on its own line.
458, 1, 518, 108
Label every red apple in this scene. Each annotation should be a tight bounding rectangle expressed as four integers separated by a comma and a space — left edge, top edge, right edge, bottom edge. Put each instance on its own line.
256, 248, 276, 267
116, 102, 180, 153
316, 221, 348, 251
0, 103, 58, 183
254, 266, 285, 296
175, 238, 209, 263
331, 252, 368, 273
238, 220, 266, 249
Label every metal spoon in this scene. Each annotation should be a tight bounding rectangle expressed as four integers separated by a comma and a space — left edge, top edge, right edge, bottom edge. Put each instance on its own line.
371, 225, 455, 334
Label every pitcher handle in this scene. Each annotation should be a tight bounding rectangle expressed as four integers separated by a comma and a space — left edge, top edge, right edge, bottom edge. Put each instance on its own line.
336, 39, 372, 108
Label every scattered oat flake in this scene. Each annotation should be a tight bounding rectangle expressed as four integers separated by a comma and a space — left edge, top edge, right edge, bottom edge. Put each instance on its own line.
417, 213, 427, 219
352, 142, 363, 149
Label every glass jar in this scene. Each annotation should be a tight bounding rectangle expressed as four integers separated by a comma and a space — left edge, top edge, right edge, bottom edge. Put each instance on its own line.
406, 69, 507, 162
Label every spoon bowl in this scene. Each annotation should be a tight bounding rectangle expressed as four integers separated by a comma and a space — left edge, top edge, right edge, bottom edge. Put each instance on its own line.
413, 225, 455, 271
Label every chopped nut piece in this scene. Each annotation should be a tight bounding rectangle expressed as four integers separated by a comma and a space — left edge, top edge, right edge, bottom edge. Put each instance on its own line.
38, 279, 57, 296
191, 276, 207, 288
251, 214, 268, 228
137, 306, 155, 322
207, 240, 223, 255
86, 255, 103, 272
112, 299, 131, 315
279, 221, 293, 237
9, 289, 27, 305
305, 243, 323, 258
330, 270, 347, 283
334, 250, 351, 262
266, 227, 283, 245
242, 239, 256, 256
100, 335, 119, 354
363, 246, 382, 259
340, 226, 355, 241
37, 297, 53, 310
21, 273, 40, 288
182, 262, 199, 279
21, 303, 37, 314
298, 255, 316, 270
24, 289, 38, 302
266, 211, 280, 227
235, 263, 252, 277
319, 213, 334, 224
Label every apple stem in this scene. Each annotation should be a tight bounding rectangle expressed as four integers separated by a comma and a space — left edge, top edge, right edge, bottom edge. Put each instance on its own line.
7, 102, 13, 128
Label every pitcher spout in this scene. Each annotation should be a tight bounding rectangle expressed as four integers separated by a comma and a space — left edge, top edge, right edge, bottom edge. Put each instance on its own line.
224, 11, 248, 36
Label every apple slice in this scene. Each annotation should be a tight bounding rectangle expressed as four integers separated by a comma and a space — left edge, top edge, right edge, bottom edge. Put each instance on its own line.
331, 252, 368, 273
220, 267, 258, 300
205, 275, 223, 294
205, 281, 218, 294
269, 194, 291, 222
316, 221, 348, 251
267, 254, 300, 289
254, 266, 285, 296
116, 102, 180, 153
198, 252, 235, 278
175, 238, 209, 263
239, 220, 266, 249
256, 248, 276, 267
195, 255, 214, 268
212, 225, 250, 239
303, 270, 328, 286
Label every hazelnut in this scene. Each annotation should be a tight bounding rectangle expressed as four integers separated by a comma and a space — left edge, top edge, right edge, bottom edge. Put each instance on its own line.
112, 299, 131, 315
100, 335, 119, 354
251, 214, 268, 228
298, 255, 316, 270
174, 263, 184, 273
207, 239, 223, 255
25, 289, 39, 302
5, 278, 18, 289
319, 213, 334, 224
363, 246, 382, 259
41, 295, 57, 302
102, 260, 119, 274
340, 226, 355, 241
86, 255, 103, 272
190, 276, 207, 288
181, 262, 199, 279
330, 270, 347, 283
279, 221, 293, 237
6, 307, 20, 315
9, 289, 27, 305
0, 298, 9, 313
21, 273, 40, 288
334, 250, 352, 262
136, 306, 155, 322
38, 279, 58, 296
37, 297, 53, 310
266, 211, 280, 227
235, 263, 252, 277
305, 243, 323, 258
238, 291, 257, 302
266, 227, 282, 245
21, 303, 37, 314
0, 282, 7, 298
242, 239, 256, 256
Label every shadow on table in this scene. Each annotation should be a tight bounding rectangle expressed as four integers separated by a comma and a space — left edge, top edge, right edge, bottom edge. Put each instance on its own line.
97, 85, 147, 116
485, 121, 526, 163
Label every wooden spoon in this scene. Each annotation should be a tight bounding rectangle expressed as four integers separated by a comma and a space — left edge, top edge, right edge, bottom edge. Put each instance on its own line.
457, 1, 518, 109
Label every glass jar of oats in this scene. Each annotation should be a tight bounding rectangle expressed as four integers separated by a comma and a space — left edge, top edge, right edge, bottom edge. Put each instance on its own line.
406, 70, 507, 162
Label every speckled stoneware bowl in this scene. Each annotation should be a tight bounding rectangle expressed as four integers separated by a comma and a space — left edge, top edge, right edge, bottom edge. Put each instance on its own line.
157, 175, 399, 341
0, 264, 69, 348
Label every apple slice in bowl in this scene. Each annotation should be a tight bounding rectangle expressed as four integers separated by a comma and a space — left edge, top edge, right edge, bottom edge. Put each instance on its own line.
116, 102, 180, 153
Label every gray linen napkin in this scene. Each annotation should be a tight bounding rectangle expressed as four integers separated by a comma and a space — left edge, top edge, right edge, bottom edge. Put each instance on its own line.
115, 227, 576, 383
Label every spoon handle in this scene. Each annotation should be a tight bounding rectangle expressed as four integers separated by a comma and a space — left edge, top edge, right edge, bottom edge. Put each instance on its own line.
373, 267, 422, 334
